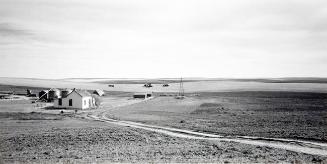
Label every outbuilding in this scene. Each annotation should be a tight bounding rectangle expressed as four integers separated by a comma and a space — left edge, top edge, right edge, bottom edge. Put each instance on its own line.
38, 90, 49, 101
93, 89, 105, 96
133, 92, 152, 99
54, 89, 95, 109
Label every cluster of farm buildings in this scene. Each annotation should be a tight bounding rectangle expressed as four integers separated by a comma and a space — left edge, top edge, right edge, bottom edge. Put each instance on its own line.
37, 88, 105, 109
1, 85, 154, 110
37, 88, 153, 109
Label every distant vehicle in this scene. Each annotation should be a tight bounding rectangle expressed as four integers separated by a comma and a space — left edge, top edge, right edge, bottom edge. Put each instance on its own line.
108, 84, 115, 87
144, 83, 153, 88
162, 84, 169, 87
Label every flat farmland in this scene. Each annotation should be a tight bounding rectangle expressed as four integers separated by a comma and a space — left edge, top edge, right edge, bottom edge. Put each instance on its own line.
1, 77, 327, 93
109, 92, 327, 142
1, 80, 327, 163
2, 101, 324, 163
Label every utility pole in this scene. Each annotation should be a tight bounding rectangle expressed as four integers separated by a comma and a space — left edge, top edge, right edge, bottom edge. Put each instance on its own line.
179, 77, 184, 97
176, 77, 185, 99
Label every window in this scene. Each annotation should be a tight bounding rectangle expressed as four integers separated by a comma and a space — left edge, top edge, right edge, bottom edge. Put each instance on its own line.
69, 99, 72, 106
84, 100, 86, 106
58, 99, 62, 106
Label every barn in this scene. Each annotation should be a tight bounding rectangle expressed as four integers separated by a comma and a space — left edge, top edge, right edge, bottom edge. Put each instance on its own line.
54, 89, 95, 109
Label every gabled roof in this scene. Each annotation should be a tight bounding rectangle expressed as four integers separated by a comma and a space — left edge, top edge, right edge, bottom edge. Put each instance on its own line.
76, 90, 91, 97
93, 89, 105, 96
68, 89, 91, 98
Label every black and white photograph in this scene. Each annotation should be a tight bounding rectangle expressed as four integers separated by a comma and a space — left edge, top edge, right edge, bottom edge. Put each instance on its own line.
0, 0, 327, 163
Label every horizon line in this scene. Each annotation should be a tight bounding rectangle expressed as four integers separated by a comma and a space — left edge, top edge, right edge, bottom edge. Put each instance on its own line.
1, 76, 327, 80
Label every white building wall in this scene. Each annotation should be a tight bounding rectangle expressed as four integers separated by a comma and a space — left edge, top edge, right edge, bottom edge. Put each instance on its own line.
53, 91, 93, 109
82, 97, 95, 109
54, 99, 59, 108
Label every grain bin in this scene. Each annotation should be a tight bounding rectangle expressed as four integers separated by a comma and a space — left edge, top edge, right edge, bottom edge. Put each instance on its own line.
61, 89, 72, 98
48, 89, 61, 101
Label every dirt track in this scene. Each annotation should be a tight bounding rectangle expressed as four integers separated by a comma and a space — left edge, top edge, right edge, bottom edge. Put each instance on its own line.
1, 96, 327, 163
86, 109, 327, 157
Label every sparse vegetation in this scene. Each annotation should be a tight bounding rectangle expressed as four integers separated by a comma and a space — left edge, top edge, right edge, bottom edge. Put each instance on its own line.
191, 103, 227, 115
1, 83, 327, 163
1, 116, 325, 163
0, 112, 65, 120
112, 92, 327, 141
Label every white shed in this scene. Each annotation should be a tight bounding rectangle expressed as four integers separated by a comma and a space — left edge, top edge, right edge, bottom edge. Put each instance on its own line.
54, 89, 95, 109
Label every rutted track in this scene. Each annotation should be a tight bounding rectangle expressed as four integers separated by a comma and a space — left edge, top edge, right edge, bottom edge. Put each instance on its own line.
85, 110, 327, 157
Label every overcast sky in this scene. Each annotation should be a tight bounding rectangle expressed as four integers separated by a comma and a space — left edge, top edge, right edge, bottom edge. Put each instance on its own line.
0, 0, 326, 79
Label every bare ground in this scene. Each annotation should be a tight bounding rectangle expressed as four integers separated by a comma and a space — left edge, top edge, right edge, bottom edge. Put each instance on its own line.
3, 113, 327, 163
111, 92, 327, 142
1, 88, 327, 163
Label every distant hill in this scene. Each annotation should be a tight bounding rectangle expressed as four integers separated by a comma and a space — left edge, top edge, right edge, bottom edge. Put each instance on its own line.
229, 78, 327, 83
1, 77, 327, 93
60, 77, 327, 84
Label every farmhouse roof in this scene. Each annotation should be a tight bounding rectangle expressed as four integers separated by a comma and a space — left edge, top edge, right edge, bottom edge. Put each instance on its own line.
68, 89, 91, 97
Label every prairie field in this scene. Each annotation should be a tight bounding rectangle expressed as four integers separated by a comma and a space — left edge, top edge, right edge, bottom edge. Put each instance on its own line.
1, 77, 327, 93
0, 80, 327, 163
1, 104, 325, 163
110, 92, 327, 141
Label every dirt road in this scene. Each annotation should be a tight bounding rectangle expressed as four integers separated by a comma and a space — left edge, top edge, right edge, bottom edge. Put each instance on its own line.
85, 108, 327, 157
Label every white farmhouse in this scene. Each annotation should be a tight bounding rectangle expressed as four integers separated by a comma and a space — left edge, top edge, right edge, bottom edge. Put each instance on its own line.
54, 89, 95, 109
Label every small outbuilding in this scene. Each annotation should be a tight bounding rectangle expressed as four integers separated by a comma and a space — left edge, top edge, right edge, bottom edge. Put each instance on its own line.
93, 89, 105, 96
133, 92, 152, 99
38, 90, 49, 101
54, 89, 95, 109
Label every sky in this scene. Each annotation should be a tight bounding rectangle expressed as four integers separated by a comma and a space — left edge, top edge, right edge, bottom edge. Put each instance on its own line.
0, 0, 327, 79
